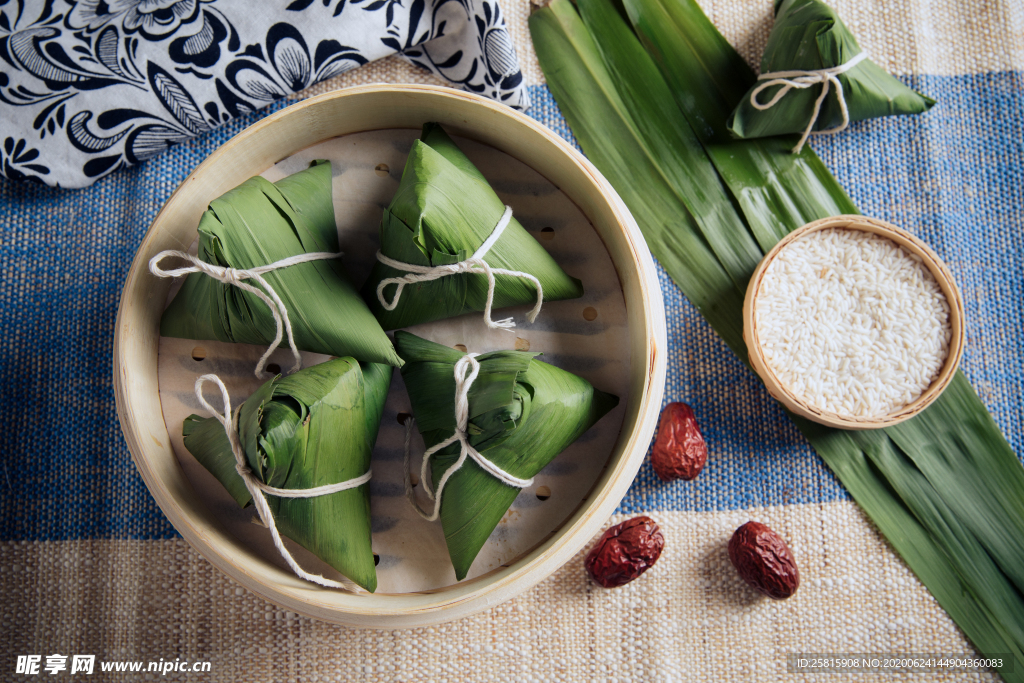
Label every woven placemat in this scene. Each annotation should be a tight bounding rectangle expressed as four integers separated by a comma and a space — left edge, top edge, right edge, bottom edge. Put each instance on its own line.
2, 0, 1022, 680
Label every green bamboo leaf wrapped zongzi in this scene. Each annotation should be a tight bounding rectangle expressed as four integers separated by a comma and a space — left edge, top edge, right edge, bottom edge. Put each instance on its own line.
727, 0, 934, 151
183, 357, 391, 592
395, 331, 619, 580
160, 159, 403, 368
360, 124, 585, 330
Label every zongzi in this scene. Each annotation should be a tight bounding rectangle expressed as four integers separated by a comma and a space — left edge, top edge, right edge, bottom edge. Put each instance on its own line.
361, 123, 585, 330
183, 357, 391, 592
395, 331, 619, 580
159, 159, 403, 368
727, 0, 934, 152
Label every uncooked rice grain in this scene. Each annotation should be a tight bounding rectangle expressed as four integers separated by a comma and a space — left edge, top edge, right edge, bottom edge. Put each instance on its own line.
754, 228, 951, 418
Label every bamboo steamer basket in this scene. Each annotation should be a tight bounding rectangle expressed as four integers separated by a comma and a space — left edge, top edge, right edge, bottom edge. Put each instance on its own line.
742, 215, 965, 430
113, 85, 667, 627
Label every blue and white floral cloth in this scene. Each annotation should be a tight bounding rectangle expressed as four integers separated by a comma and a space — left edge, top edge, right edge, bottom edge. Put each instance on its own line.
0, 0, 528, 188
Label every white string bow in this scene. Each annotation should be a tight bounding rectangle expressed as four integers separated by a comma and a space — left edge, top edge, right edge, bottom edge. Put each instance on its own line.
376, 206, 543, 331
403, 353, 534, 522
152, 249, 372, 592
149, 249, 341, 379
750, 52, 868, 154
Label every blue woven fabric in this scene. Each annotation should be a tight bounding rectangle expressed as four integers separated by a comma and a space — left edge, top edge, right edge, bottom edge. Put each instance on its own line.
1, 75, 1021, 541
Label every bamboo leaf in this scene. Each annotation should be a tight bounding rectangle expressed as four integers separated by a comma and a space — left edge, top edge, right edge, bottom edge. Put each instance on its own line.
183, 357, 392, 592
530, 0, 748, 356
360, 124, 585, 330
801, 420, 1024, 681
858, 427, 1024, 656
182, 414, 252, 508
576, 0, 763, 292
884, 374, 1024, 595
160, 159, 403, 368
396, 331, 619, 580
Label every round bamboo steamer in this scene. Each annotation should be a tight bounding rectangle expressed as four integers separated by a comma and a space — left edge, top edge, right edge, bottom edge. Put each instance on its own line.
742, 215, 965, 430
113, 85, 667, 627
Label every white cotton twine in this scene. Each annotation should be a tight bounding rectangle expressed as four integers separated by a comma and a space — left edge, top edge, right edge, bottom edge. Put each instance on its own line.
376, 206, 543, 331
403, 353, 534, 522
150, 250, 371, 592
750, 51, 868, 154
150, 249, 342, 378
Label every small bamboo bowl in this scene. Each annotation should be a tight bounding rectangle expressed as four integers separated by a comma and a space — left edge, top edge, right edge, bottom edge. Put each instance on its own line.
113, 85, 667, 627
742, 215, 965, 430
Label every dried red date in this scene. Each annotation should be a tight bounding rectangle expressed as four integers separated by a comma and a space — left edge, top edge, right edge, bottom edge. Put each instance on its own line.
585, 516, 664, 588
651, 402, 707, 481
727, 521, 800, 599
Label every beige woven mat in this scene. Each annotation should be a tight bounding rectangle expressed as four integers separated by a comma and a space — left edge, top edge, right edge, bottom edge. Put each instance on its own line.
5, 0, 1022, 680
3, 504, 995, 681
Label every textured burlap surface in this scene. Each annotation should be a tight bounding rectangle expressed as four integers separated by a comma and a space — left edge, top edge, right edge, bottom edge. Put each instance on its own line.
2, 0, 1022, 680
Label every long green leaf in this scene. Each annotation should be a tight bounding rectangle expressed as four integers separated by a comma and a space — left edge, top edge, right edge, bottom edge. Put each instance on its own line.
531, 0, 1024, 677
857, 428, 1024, 655
801, 420, 1024, 679
885, 375, 1024, 594
576, 0, 763, 292
530, 0, 748, 355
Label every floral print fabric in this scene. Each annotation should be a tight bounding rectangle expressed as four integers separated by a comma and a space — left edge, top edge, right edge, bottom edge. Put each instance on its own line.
0, 0, 528, 187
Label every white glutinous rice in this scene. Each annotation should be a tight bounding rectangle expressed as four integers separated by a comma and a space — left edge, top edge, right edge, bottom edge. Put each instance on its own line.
754, 228, 952, 418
